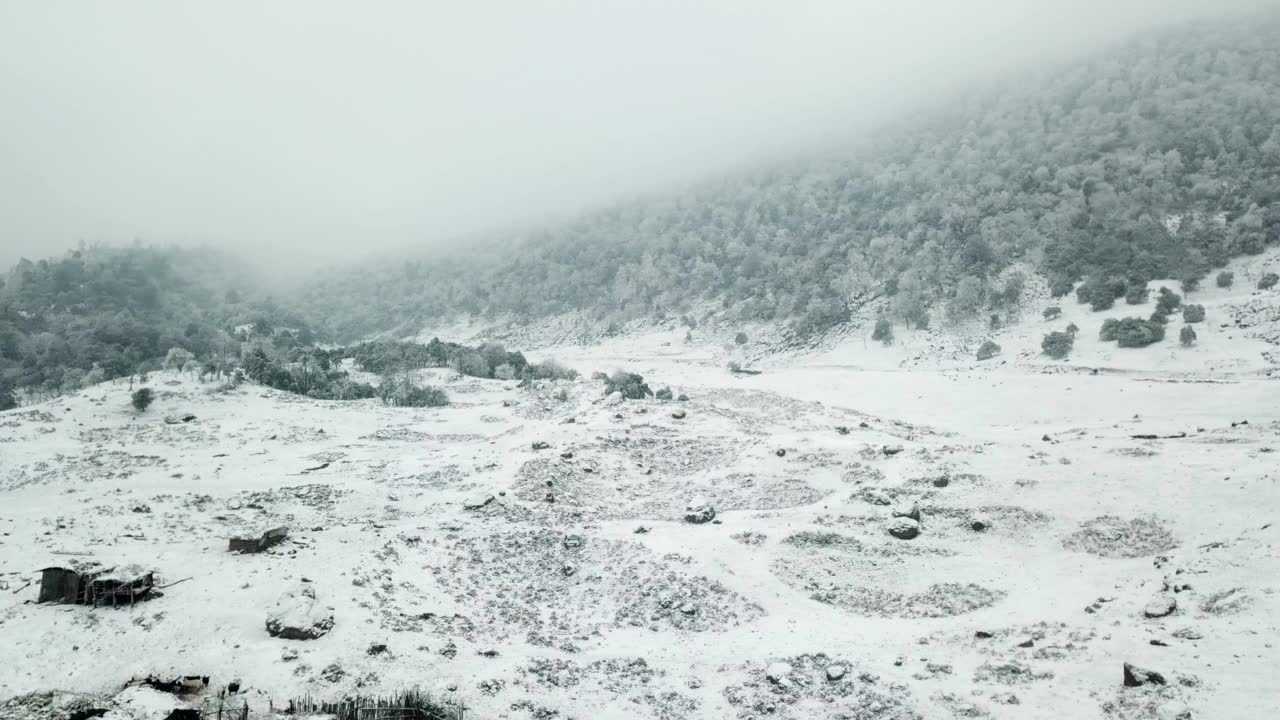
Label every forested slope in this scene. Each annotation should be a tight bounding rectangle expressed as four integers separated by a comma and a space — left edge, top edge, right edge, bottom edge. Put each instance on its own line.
300, 15, 1280, 341
0, 245, 312, 404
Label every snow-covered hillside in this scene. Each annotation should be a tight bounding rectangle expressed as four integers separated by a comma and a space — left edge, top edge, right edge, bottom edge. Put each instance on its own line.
2, 280, 1278, 719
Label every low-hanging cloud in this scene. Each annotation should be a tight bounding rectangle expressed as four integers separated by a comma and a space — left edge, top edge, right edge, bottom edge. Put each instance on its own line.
0, 0, 1273, 273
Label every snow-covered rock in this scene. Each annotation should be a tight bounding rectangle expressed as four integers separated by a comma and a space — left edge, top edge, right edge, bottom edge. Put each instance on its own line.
265, 583, 334, 640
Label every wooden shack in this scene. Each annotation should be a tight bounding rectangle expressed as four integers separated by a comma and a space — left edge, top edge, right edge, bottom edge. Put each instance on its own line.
229, 526, 289, 554
38, 564, 156, 606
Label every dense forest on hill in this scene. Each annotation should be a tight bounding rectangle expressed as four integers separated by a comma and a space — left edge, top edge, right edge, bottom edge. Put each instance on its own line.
299, 15, 1280, 340
0, 245, 313, 404
0, 245, 575, 406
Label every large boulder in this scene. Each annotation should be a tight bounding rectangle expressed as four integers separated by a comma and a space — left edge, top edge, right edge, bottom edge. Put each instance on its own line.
887, 517, 921, 540
1143, 594, 1177, 619
266, 583, 334, 640
1122, 662, 1166, 687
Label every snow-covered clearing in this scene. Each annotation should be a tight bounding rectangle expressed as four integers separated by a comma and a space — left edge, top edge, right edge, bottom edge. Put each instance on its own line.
2, 253, 1279, 719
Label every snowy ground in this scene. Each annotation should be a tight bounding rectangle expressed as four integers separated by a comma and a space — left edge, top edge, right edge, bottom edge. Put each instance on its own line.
1, 254, 1279, 720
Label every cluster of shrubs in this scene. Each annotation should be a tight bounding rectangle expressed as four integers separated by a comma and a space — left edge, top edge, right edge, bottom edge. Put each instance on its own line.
1261, 272, 1279, 290
1041, 325, 1077, 359
243, 347, 378, 400
377, 376, 449, 407
242, 337, 582, 405
1144, 286, 1184, 327
1075, 276, 1132, 311
600, 370, 652, 399
344, 339, 577, 382
593, 371, 687, 402
1076, 274, 1217, 313
1100, 317, 1166, 348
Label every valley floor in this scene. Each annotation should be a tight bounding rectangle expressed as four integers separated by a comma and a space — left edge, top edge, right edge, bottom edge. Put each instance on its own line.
0, 338, 1277, 719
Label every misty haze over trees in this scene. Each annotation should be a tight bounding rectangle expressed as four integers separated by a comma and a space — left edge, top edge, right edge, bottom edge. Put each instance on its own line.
296, 16, 1280, 340
2, 12, 1280, 401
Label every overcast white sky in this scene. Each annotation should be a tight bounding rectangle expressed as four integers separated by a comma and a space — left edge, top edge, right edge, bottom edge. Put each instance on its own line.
0, 1, 1272, 272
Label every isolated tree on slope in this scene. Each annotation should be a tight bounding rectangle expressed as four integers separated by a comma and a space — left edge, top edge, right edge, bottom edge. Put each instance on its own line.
1180, 325, 1197, 347
131, 387, 154, 412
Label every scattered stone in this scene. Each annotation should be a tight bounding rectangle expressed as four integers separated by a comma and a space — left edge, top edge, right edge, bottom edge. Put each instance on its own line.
731, 531, 767, 546
1171, 627, 1203, 641
320, 663, 345, 683
835, 426, 851, 435
1200, 587, 1251, 615
560, 451, 574, 459
1156, 702, 1192, 720
1122, 662, 1166, 687
462, 492, 495, 510
532, 441, 550, 451
891, 502, 921, 522
684, 500, 716, 524
775, 448, 786, 457
367, 643, 388, 656
887, 517, 921, 540
825, 664, 847, 681
765, 662, 793, 686
970, 516, 990, 532
862, 490, 892, 506
881, 445, 904, 456
671, 409, 687, 420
